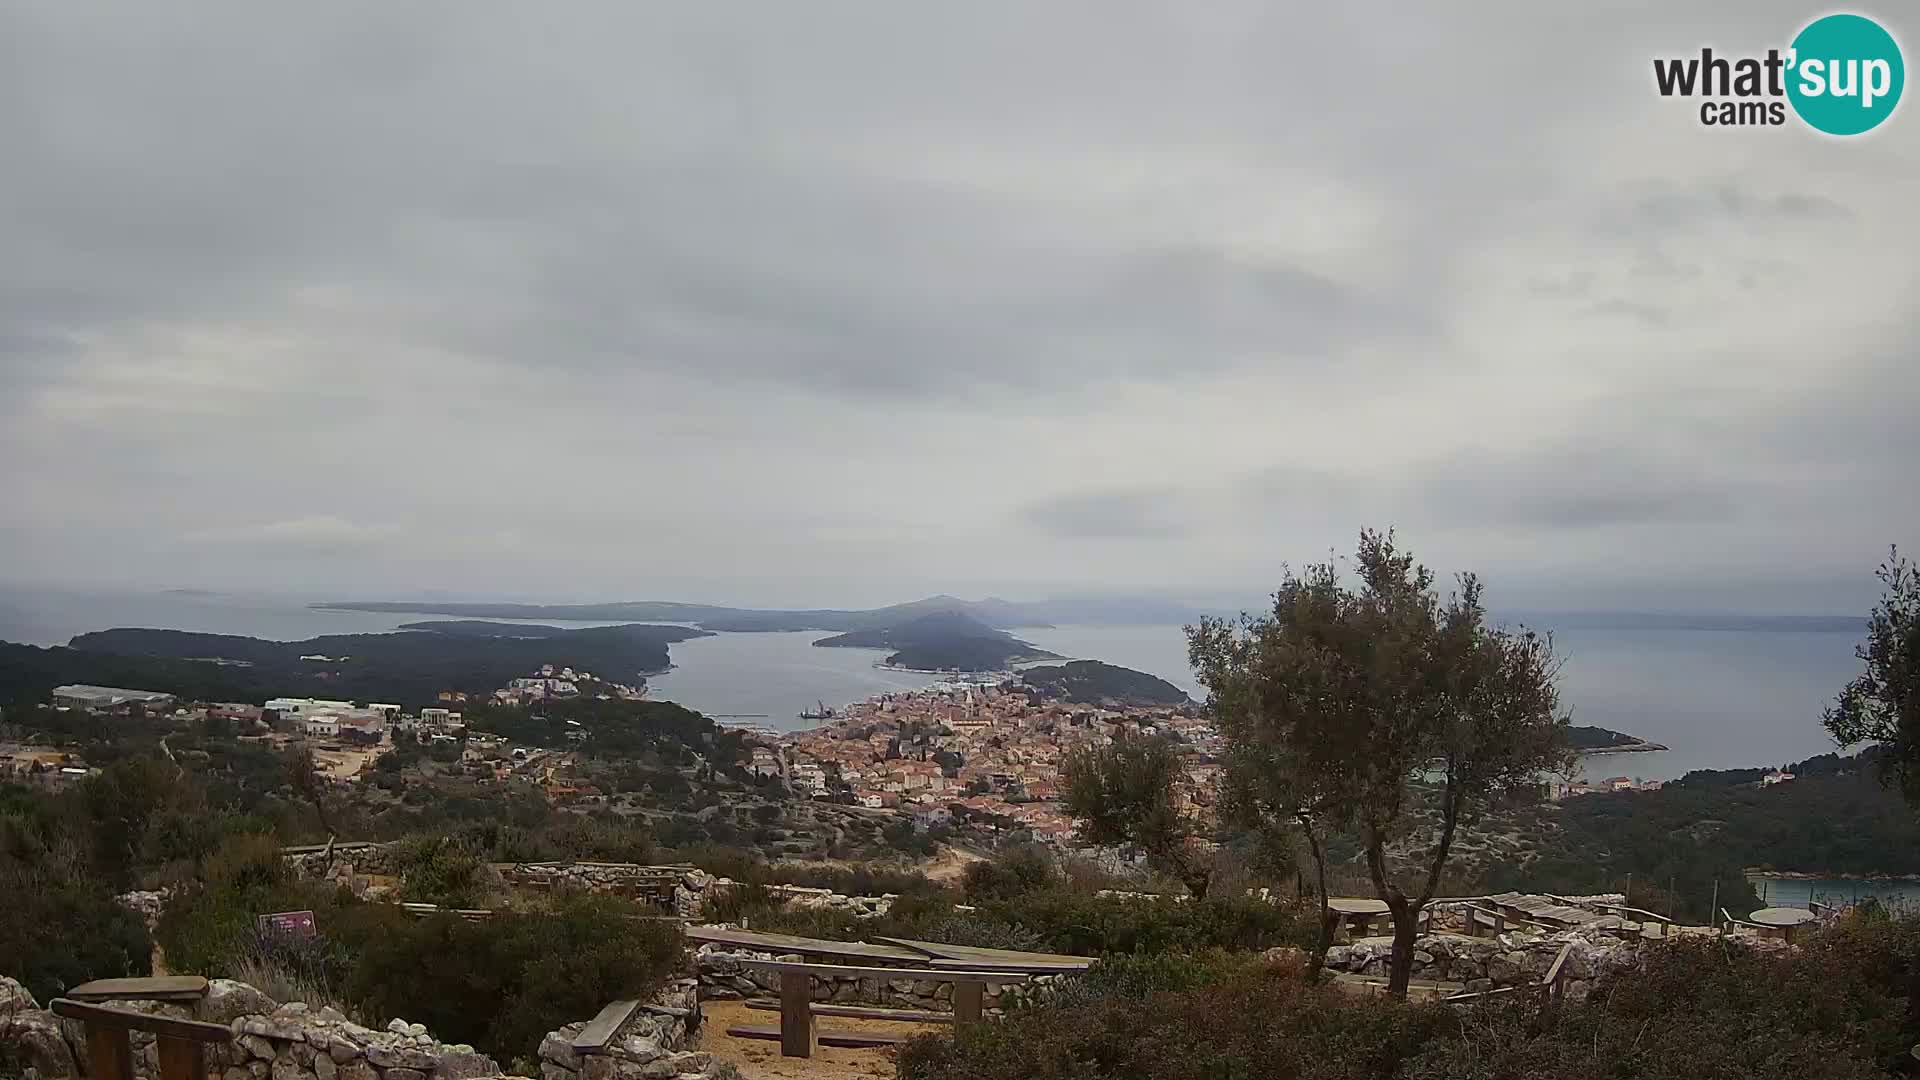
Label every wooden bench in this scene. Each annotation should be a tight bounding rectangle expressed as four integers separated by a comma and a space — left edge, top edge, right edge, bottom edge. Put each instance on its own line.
66, 977, 209, 1003
745, 1000, 955, 1023
51, 999, 231, 1080
723, 960, 1029, 1058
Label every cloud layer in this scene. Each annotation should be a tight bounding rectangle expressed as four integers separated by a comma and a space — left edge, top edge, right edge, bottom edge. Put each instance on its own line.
2, 1, 1914, 612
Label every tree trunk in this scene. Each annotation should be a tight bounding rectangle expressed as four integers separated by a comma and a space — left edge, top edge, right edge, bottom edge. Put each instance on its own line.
1301, 819, 1335, 981
1386, 902, 1421, 997
1363, 824, 1417, 999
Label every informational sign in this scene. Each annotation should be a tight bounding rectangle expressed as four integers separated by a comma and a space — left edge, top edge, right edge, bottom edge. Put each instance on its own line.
257, 910, 317, 939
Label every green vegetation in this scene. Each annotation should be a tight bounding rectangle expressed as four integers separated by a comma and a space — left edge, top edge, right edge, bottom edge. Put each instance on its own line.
151, 832, 679, 1062
813, 611, 1059, 672
0, 622, 707, 710
1480, 748, 1912, 919
1020, 661, 1190, 707
1823, 546, 1920, 804
901, 912, 1920, 1080
1062, 732, 1214, 897
1186, 530, 1571, 997
714, 848, 1313, 958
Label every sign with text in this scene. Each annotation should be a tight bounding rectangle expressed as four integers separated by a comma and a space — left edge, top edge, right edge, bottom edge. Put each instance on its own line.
257, 910, 317, 939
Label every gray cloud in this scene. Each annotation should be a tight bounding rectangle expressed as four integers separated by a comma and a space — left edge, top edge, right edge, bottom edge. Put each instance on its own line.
0, 0, 1914, 611
1019, 489, 1188, 539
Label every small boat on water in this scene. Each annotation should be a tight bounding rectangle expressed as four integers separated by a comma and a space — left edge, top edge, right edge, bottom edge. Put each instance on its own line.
797, 699, 839, 721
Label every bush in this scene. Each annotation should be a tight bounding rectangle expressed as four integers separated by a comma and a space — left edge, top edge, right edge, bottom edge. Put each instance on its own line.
961, 847, 1059, 903
1043, 950, 1266, 1009
347, 895, 682, 1061
899, 964, 1443, 1080
902, 929, 1919, 1080
389, 836, 496, 908
974, 888, 1315, 956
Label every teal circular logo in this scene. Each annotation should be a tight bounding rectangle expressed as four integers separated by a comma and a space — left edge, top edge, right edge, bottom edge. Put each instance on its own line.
1787, 13, 1904, 135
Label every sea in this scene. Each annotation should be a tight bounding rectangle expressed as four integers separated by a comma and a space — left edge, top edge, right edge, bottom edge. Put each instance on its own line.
0, 586, 1868, 780
8, 584, 1906, 906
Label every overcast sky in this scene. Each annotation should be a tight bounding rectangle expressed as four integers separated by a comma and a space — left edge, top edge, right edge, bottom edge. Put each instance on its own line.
2, 2, 1914, 614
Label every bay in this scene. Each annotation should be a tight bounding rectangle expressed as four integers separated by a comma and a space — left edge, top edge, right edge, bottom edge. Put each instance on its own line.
0, 588, 1869, 776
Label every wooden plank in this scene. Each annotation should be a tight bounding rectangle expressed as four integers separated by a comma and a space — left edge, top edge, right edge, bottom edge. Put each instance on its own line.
925, 958, 1090, 974
873, 937, 1094, 969
66, 977, 209, 1003
953, 980, 984, 1027
745, 1001, 955, 1024
85, 1024, 134, 1080
685, 926, 927, 963
51, 1000, 232, 1043
734, 960, 1030, 982
156, 1035, 205, 1080
779, 970, 813, 1058
569, 999, 642, 1052
726, 1026, 910, 1049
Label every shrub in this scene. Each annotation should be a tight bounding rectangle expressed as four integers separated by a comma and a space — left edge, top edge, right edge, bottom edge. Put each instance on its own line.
974, 888, 1315, 956
961, 846, 1059, 902
899, 964, 1444, 1080
389, 836, 496, 908
346, 895, 682, 1061
1043, 950, 1266, 1009
902, 930, 1917, 1080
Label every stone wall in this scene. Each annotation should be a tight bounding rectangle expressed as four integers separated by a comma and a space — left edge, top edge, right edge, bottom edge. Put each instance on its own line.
286, 845, 910, 921
1321, 930, 1645, 1001
693, 946, 1054, 1016
0, 976, 728, 1080
534, 980, 717, 1080
0, 976, 507, 1080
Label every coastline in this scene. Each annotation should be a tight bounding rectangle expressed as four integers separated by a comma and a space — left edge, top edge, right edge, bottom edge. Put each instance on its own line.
1580, 740, 1670, 755
1746, 869, 1920, 883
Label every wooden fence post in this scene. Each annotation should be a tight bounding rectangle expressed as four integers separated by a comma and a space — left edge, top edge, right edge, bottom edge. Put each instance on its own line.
953, 980, 984, 1027
779, 969, 814, 1058
85, 1026, 134, 1080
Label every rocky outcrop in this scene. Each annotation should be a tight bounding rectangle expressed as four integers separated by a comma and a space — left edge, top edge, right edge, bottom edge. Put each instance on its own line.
535, 981, 725, 1080
1, 977, 79, 1080
693, 946, 1054, 1015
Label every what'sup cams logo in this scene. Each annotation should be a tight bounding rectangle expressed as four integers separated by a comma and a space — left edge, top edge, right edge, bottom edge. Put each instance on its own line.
1654, 12, 1904, 134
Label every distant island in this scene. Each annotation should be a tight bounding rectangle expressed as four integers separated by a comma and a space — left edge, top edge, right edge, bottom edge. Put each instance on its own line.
0, 622, 708, 709
1019, 660, 1190, 707
1568, 725, 1669, 754
812, 611, 1060, 673
314, 594, 1048, 632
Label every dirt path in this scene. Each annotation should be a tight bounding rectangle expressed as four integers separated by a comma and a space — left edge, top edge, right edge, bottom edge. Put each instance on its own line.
922, 845, 986, 885
697, 1000, 939, 1080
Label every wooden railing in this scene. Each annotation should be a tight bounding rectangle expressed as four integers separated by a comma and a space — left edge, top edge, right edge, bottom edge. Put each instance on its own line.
50, 999, 230, 1080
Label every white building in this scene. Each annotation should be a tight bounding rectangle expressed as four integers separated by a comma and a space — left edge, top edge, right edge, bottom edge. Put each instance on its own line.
52, 685, 175, 711
266, 698, 355, 721
303, 716, 341, 738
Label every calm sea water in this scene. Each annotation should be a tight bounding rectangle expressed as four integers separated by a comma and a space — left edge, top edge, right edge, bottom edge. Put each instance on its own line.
0, 588, 1867, 775
1747, 876, 1920, 910
1017, 622, 1864, 783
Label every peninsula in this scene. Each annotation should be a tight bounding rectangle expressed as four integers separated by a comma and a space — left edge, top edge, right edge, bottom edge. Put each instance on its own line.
812, 611, 1060, 672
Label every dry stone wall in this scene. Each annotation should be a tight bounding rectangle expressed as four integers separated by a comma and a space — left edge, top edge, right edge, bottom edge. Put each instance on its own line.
694, 946, 1054, 1016
1322, 930, 1645, 1000
0, 976, 728, 1080
534, 980, 715, 1080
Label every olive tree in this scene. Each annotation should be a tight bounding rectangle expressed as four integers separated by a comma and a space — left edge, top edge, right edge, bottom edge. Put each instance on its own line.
1824, 546, 1920, 803
1061, 730, 1214, 897
1189, 530, 1570, 997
